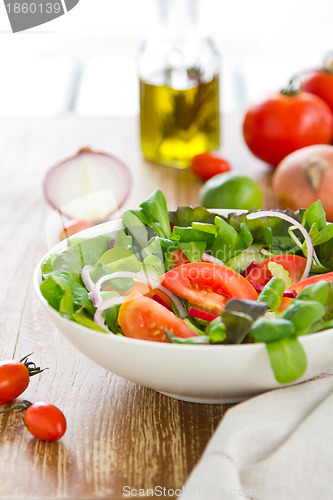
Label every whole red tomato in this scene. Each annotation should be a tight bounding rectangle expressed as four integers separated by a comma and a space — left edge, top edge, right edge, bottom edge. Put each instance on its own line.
243, 89, 333, 167
300, 60, 333, 115
190, 152, 231, 180
0, 354, 45, 404
0, 400, 67, 441
24, 402, 67, 441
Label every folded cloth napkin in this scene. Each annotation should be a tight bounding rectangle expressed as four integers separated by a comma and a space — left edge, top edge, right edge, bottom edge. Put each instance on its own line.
181, 374, 333, 500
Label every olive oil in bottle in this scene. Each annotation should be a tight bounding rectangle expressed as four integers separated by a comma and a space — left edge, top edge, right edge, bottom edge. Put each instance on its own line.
140, 70, 220, 169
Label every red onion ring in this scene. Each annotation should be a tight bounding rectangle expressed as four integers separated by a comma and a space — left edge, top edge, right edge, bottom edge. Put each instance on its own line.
81, 265, 95, 292
94, 309, 109, 332
246, 211, 314, 281
241, 261, 258, 278
93, 271, 187, 318
248, 281, 297, 298
98, 295, 126, 312
201, 252, 224, 266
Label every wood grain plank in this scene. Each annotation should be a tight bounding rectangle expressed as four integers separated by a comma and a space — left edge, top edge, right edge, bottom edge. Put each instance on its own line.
0, 115, 274, 500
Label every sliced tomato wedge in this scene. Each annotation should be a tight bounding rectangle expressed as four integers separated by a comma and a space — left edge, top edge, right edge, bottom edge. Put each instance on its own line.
279, 271, 333, 311
118, 290, 194, 342
246, 254, 307, 286
161, 262, 258, 315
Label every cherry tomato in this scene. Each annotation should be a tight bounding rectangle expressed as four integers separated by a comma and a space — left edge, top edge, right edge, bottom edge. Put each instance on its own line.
60, 219, 93, 240
24, 402, 67, 441
0, 354, 45, 404
118, 291, 194, 342
190, 152, 231, 180
161, 262, 258, 315
300, 56, 333, 115
0, 361, 29, 404
245, 255, 307, 287
243, 90, 333, 167
279, 271, 333, 311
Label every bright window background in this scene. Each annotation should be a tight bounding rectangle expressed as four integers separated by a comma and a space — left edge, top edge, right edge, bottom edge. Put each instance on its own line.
0, 0, 331, 116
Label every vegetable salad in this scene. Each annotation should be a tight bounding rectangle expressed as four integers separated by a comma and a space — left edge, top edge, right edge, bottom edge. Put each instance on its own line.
40, 190, 333, 383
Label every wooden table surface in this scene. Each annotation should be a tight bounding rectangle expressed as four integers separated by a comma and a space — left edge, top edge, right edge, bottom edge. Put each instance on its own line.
0, 114, 276, 500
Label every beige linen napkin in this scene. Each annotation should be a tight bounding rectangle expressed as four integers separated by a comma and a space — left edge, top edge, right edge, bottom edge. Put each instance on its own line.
181, 374, 333, 500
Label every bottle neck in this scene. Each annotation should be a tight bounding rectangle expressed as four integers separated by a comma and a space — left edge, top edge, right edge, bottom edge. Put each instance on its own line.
158, 0, 198, 34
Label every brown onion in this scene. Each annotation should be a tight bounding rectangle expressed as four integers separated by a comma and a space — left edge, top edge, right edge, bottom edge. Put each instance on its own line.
272, 144, 333, 222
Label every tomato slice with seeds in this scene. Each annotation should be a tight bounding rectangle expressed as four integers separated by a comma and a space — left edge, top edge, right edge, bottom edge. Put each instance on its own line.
118, 291, 194, 342
246, 255, 307, 286
161, 262, 258, 315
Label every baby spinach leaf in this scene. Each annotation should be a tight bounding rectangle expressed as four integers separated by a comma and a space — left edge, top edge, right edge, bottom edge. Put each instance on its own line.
103, 304, 123, 334
40, 271, 95, 320
122, 210, 149, 250
250, 318, 295, 343
311, 320, 333, 333
282, 299, 326, 335
113, 230, 132, 250
165, 330, 209, 344
178, 241, 207, 263
211, 217, 253, 262
40, 273, 69, 311
90, 247, 141, 282
266, 336, 307, 384
297, 281, 329, 305
170, 206, 215, 227
205, 317, 227, 344
59, 290, 73, 319
316, 239, 333, 271
302, 200, 327, 232
172, 225, 215, 246
191, 221, 217, 235
51, 236, 111, 278
73, 310, 106, 332
138, 189, 171, 238
72, 282, 95, 317
257, 277, 285, 311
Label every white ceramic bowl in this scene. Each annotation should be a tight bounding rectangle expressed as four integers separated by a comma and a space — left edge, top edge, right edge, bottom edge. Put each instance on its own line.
33, 214, 333, 404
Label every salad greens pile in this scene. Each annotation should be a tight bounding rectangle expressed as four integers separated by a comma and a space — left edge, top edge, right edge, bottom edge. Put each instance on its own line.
40, 189, 333, 384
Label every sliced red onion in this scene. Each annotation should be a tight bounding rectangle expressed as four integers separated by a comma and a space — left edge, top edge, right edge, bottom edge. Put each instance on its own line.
152, 294, 172, 311
246, 211, 314, 281
248, 281, 297, 298
201, 253, 225, 266
249, 282, 264, 293
188, 307, 218, 322
94, 296, 126, 331
98, 295, 126, 312
94, 309, 110, 332
284, 289, 297, 298
242, 261, 258, 278
81, 265, 95, 292
93, 271, 187, 318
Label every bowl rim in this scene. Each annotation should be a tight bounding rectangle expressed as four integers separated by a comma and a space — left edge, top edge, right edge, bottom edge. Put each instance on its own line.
34, 209, 333, 352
